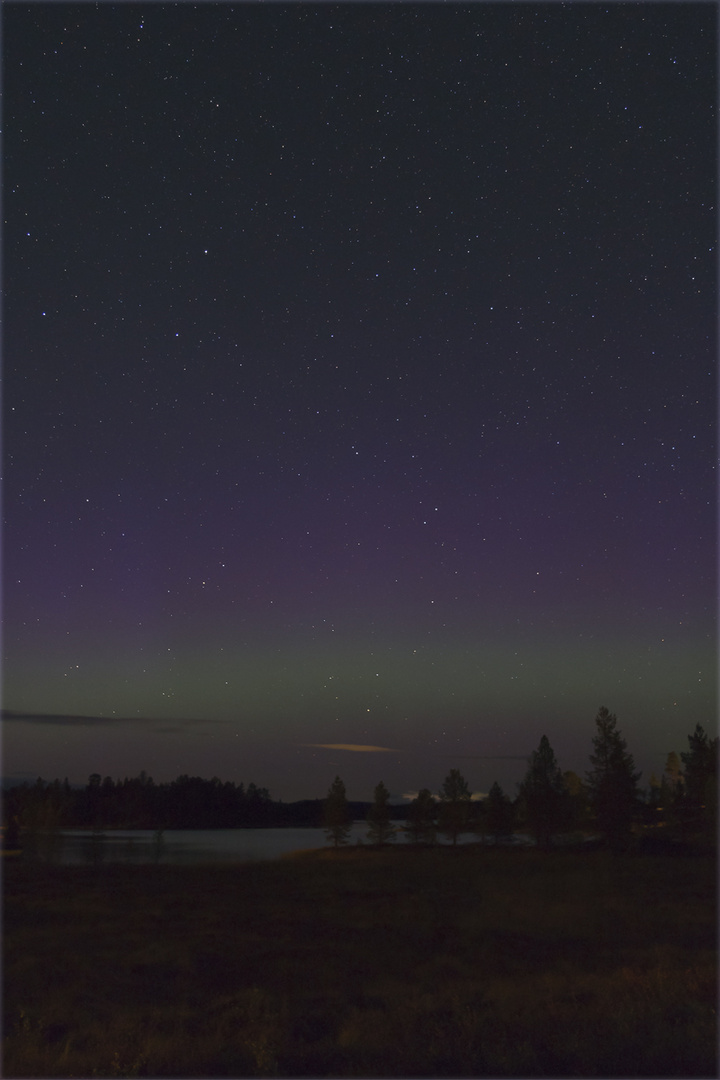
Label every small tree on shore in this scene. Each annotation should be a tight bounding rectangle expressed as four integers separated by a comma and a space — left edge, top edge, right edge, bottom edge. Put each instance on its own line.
517, 735, 567, 850
586, 707, 641, 852
679, 724, 718, 839
485, 781, 515, 844
324, 776, 351, 848
437, 768, 472, 845
367, 780, 395, 846
406, 788, 437, 844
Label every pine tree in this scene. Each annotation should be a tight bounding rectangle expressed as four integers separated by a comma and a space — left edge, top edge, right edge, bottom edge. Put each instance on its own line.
485, 781, 515, 844
517, 735, 567, 850
654, 751, 683, 834
406, 788, 437, 844
679, 724, 718, 838
585, 707, 641, 852
324, 776, 351, 848
367, 780, 396, 845
664, 751, 683, 792
437, 768, 472, 845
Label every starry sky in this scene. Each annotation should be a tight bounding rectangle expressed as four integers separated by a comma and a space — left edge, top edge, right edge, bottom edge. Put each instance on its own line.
3, 3, 717, 802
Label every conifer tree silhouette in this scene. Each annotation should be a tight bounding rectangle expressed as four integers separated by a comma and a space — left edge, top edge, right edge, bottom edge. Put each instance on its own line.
586, 707, 641, 852
324, 776, 351, 848
367, 780, 395, 845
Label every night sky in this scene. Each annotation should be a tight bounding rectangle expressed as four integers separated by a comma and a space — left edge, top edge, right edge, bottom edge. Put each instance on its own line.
3, 3, 717, 803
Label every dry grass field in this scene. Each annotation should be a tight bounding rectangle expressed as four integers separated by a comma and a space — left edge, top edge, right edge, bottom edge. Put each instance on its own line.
3, 844, 717, 1077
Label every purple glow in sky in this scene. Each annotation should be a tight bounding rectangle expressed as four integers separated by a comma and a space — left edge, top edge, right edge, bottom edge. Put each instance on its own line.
3, 3, 716, 801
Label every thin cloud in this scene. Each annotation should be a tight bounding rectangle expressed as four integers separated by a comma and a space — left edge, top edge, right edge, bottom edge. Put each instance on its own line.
2, 710, 128, 726
303, 743, 399, 753
1, 710, 226, 728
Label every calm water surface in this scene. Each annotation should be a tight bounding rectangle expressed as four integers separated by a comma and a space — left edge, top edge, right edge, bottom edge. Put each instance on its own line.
24, 824, 535, 865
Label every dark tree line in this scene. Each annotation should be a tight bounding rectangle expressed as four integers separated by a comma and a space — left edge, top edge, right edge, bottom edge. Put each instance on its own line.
4, 711, 717, 852
516, 714, 716, 849
1, 772, 397, 836
325, 711, 717, 853
3, 773, 279, 832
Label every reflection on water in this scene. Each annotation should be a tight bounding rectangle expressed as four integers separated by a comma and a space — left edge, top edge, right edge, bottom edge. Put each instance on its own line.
20, 824, 536, 865
58, 826, 345, 865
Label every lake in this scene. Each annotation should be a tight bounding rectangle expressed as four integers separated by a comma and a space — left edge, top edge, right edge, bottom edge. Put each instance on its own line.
20, 824, 536, 865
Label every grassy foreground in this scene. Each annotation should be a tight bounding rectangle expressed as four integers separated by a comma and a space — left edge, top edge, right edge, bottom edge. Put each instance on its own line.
3, 845, 717, 1078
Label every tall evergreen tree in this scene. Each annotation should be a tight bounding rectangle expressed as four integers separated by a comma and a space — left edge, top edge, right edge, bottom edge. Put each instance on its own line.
679, 724, 718, 838
517, 735, 567, 850
324, 776, 351, 848
437, 768, 472, 845
367, 780, 396, 845
585, 707, 641, 852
